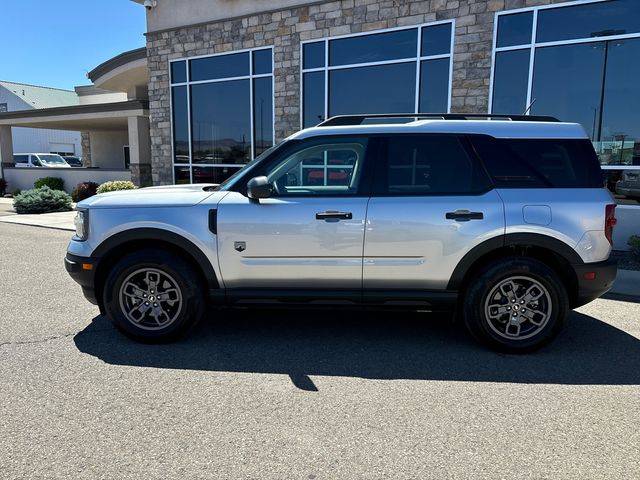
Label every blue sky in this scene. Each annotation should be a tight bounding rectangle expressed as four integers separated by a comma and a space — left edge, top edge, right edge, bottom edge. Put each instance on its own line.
1, 1, 146, 91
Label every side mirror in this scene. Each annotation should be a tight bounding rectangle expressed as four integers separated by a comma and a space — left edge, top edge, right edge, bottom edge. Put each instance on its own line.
247, 176, 272, 200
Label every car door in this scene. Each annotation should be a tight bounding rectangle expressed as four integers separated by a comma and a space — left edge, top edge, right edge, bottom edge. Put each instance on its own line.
216, 135, 373, 291
363, 134, 505, 291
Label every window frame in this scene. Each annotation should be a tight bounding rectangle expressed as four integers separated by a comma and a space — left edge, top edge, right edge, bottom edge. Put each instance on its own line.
168, 47, 275, 184
488, 0, 640, 175
300, 21, 455, 129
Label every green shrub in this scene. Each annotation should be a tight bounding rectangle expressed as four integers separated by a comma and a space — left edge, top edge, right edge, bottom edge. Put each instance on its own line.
12, 189, 21, 197
34, 177, 65, 191
71, 182, 99, 202
13, 186, 73, 214
97, 180, 137, 194
629, 235, 640, 262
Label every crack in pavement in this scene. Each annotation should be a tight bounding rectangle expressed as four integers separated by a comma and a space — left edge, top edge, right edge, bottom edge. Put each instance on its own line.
0, 327, 113, 350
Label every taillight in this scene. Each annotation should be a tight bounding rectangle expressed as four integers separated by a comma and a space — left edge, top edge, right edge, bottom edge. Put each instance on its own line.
605, 204, 617, 245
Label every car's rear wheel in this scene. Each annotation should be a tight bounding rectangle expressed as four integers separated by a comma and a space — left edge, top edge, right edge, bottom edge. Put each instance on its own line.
103, 249, 205, 342
462, 257, 568, 352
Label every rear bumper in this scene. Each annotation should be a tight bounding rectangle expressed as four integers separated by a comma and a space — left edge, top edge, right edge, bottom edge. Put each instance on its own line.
571, 258, 617, 308
64, 253, 99, 305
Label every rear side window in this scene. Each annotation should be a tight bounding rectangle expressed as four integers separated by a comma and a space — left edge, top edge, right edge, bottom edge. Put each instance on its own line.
13, 155, 28, 164
471, 136, 604, 188
374, 135, 492, 195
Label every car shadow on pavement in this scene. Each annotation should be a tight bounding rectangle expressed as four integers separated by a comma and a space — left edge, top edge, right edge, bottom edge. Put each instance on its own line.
74, 309, 640, 390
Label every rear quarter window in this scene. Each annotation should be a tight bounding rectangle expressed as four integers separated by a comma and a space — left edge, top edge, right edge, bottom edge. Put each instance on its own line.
470, 136, 604, 188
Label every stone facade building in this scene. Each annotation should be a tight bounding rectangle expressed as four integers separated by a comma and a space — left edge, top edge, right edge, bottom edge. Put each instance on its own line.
135, 0, 639, 199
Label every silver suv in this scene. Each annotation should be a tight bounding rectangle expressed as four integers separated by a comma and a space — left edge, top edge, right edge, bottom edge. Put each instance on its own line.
65, 114, 618, 352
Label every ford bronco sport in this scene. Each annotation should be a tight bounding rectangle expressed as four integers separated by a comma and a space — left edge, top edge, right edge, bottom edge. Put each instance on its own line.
65, 114, 617, 352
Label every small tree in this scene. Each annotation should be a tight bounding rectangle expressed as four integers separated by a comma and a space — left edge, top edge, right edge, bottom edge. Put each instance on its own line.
71, 182, 99, 202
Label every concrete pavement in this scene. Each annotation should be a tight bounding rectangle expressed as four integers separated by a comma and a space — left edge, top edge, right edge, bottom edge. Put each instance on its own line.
0, 222, 639, 479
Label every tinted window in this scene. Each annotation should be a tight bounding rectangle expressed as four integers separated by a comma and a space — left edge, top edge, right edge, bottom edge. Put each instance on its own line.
303, 72, 325, 128
253, 77, 273, 157
190, 52, 249, 81
471, 136, 604, 188
491, 49, 530, 115
252, 49, 272, 75
171, 61, 187, 84
329, 29, 417, 66
329, 63, 416, 116
376, 135, 491, 195
303, 42, 325, 69
421, 23, 452, 56
14, 155, 28, 164
530, 43, 604, 140
172, 86, 189, 163
419, 58, 449, 113
193, 166, 242, 184
496, 12, 533, 48
190, 80, 251, 165
537, 0, 640, 43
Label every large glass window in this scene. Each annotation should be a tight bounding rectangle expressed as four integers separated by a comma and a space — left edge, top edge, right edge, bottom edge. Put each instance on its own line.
301, 22, 454, 128
490, 0, 640, 206
169, 48, 274, 184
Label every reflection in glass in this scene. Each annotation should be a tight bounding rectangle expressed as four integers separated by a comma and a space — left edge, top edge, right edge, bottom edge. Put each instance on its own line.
303, 42, 325, 69
599, 38, 640, 166
303, 72, 325, 128
190, 52, 250, 81
329, 29, 417, 66
421, 23, 452, 56
171, 61, 187, 84
192, 166, 243, 184
174, 166, 191, 184
605, 169, 640, 206
537, 0, 640, 43
491, 49, 530, 115
252, 49, 272, 75
419, 58, 449, 113
329, 63, 416, 116
253, 77, 274, 157
190, 80, 251, 165
496, 12, 533, 48
171, 86, 189, 163
531, 43, 604, 141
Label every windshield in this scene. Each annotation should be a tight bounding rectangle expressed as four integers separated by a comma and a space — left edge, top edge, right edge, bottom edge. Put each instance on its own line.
215, 142, 284, 191
38, 154, 68, 165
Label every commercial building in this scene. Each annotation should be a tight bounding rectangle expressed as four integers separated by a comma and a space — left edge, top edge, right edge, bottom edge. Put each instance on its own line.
131, 0, 639, 248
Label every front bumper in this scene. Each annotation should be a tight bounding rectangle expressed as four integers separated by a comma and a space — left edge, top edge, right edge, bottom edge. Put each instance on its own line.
64, 253, 99, 305
571, 257, 617, 307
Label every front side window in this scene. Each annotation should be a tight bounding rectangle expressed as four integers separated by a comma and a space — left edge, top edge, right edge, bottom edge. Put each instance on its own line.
170, 48, 274, 184
374, 135, 491, 195
262, 137, 368, 196
302, 22, 454, 128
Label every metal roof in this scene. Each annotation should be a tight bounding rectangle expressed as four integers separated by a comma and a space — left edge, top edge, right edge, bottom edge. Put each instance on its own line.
0, 81, 79, 109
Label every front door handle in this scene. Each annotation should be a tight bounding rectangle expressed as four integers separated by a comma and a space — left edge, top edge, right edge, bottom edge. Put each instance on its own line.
316, 211, 353, 221
445, 210, 484, 221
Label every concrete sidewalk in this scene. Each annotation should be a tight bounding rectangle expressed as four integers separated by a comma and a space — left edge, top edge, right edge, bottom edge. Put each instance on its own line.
0, 203, 637, 297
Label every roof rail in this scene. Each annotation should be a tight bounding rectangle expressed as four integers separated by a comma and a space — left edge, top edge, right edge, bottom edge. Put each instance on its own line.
317, 113, 560, 127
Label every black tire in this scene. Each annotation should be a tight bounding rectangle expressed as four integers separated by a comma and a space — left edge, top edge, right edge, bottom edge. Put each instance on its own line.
103, 249, 205, 342
462, 257, 568, 353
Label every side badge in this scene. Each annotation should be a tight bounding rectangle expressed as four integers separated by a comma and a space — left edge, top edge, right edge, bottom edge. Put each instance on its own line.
234, 241, 246, 252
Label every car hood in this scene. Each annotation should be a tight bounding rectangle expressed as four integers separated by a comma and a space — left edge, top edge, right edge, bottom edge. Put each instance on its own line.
78, 184, 226, 209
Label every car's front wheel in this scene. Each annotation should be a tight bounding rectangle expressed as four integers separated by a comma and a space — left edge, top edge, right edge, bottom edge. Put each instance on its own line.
462, 257, 568, 352
103, 249, 205, 342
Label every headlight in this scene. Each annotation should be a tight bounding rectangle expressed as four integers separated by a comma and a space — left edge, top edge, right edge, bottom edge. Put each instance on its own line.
74, 209, 88, 241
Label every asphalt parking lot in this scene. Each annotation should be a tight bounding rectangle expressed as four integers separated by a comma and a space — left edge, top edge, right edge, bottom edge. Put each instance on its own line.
1, 222, 639, 479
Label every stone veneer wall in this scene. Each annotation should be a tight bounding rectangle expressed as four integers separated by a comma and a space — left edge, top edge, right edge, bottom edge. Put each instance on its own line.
80, 131, 91, 168
146, 0, 571, 185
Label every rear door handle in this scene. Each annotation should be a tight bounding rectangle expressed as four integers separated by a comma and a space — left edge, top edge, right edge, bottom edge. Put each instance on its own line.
316, 211, 353, 221
445, 210, 484, 221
